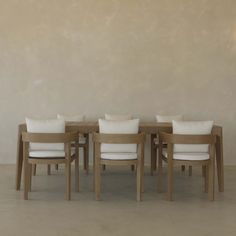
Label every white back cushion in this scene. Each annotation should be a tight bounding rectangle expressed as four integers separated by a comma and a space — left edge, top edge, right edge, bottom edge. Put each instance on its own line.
57, 114, 84, 122
105, 114, 132, 121
99, 119, 139, 153
26, 118, 65, 151
173, 121, 214, 153
156, 114, 183, 122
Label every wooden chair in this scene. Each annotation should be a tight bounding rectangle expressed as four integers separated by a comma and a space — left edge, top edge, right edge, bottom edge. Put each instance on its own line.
33, 115, 89, 175
22, 132, 79, 200
151, 114, 192, 176
158, 132, 216, 201
93, 132, 145, 201
104, 114, 134, 171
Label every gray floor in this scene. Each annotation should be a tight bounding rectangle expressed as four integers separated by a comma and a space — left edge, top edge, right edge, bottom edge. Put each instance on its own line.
0, 164, 235, 236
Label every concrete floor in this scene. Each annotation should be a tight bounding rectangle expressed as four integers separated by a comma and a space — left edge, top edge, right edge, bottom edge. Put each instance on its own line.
0, 165, 235, 236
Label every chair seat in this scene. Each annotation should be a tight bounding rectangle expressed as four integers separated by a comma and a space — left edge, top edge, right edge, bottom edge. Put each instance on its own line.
101, 153, 138, 160
29, 149, 76, 158
163, 150, 209, 161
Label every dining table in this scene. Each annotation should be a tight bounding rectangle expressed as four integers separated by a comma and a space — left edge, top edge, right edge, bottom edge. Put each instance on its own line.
15, 122, 224, 192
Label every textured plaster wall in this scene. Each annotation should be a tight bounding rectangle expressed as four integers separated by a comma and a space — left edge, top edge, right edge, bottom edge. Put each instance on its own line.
0, 0, 236, 164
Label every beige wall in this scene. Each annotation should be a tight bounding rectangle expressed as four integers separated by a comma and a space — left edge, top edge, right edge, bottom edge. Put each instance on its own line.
0, 0, 236, 164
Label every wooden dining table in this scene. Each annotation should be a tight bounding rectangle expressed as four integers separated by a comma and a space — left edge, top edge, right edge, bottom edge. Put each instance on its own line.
15, 122, 224, 192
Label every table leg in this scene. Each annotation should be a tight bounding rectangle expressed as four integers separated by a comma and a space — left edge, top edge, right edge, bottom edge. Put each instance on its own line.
16, 127, 23, 190
85, 134, 89, 174
216, 133, 224, 192
150, 134, 156, 175
93, 142, 95, 192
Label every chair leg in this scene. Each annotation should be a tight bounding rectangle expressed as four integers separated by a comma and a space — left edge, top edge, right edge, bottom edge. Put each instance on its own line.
24, 161, 29, 200
32, 164, 36, 176
153, 148, 157, 171
83, 134, 89, 175
95, 160, 101, 201
141, 158, 145, 194
93, 143, 95, 192
85, 146, 89, 175
75, 157, 80, 192
208, 160, 215, 201
203, 165, 208, 193
83, 147, 89, 174
55, 164, 59, 171
65, 161, 71, 200
47, 165, 51, 175
83, 146, 87, 173
150, 153, 154, 176
202, 165, 206, 177
157, 155, 163, 192
151, 148, 156, 176
95, 166, 101, 201
167, 161, 173, 201
150, 134, 157, 176
188, 166, 192, 176
136, 162, 142, 201
29, 164, 32, 192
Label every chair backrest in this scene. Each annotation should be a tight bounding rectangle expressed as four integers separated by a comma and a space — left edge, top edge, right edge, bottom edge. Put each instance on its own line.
98, 119, 139, 153
156, 114, 183, 123
22, 132, 78, 144
172, 120, 214, 153
105, 114, 132, 121
57, 114, 84, 122
25, 118, 65, 151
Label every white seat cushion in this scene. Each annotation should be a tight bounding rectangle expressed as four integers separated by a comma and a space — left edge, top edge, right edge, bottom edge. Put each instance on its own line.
163, 150, 209, 161
101, 153, 137, 160
57, 114, 84, 122
105, 114, 132, 121
156, 115, 183, 123
99, 119, 139, 153
29, 149, 76, 158
172, 120, 214, 153
26, 118, 65, 151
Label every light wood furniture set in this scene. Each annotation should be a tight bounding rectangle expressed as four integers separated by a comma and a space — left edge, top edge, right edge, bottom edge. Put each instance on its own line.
16, 121, 224, 201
